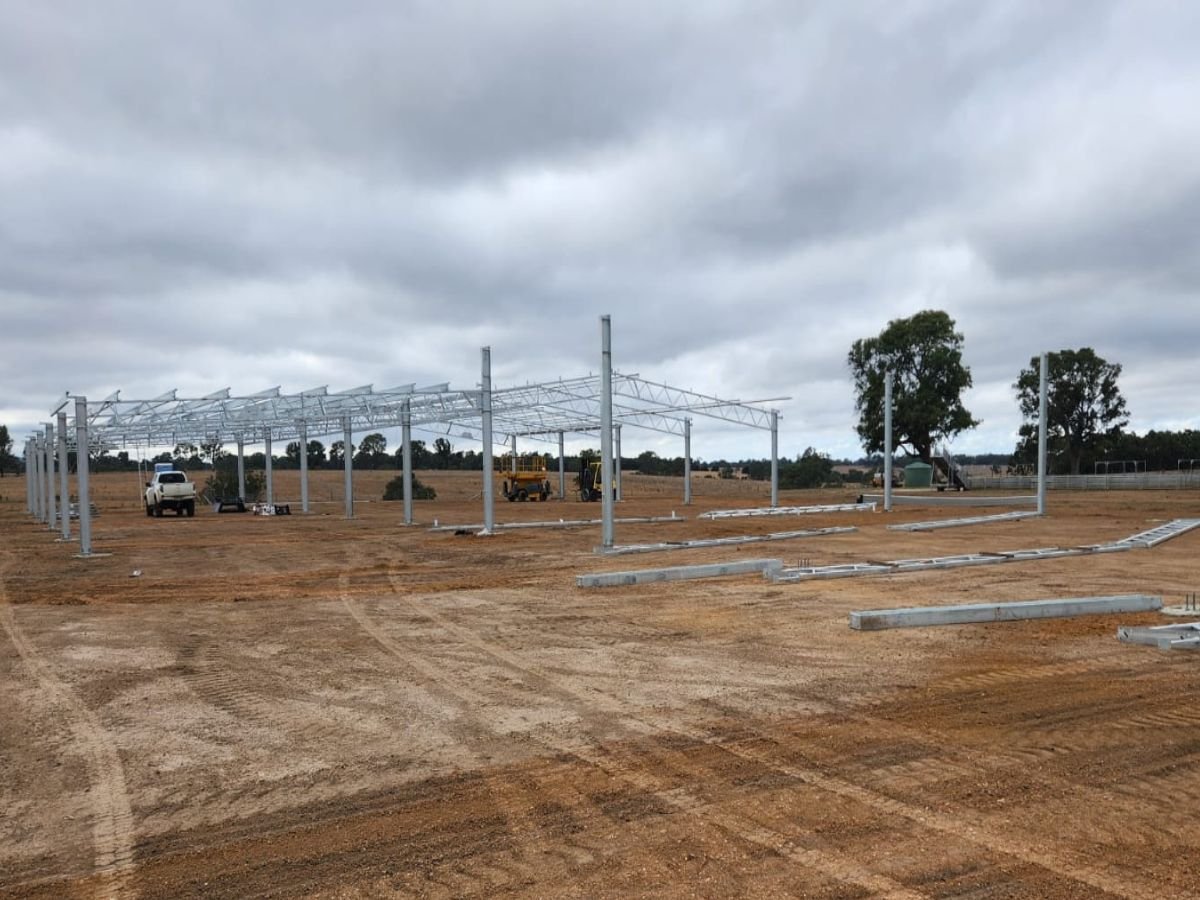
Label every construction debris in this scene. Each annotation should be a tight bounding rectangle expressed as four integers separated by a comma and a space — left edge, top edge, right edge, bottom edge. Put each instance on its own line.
252, 503, 291, 516
850, 594, 1162, 631
1117, 622, 1200, 650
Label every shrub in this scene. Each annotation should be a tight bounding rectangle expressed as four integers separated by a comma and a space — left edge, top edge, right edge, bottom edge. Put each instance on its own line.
383, 475, 436, 501
203, 468, 264, 502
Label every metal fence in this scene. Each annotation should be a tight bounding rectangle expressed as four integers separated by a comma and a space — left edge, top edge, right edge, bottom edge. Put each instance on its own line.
968, 472, 1200, 491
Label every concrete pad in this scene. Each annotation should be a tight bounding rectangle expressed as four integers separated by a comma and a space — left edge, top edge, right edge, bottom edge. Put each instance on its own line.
577, 558, 783, 588
850, 594, 1162, 630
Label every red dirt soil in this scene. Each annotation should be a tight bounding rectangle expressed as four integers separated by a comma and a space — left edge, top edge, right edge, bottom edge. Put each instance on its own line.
1, 470, 1198, 898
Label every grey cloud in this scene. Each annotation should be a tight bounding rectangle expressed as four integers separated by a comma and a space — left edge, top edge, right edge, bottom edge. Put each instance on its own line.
2, 2, 1199, 460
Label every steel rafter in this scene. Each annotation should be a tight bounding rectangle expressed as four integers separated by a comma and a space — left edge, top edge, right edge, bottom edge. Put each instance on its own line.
49, 371, 783, 450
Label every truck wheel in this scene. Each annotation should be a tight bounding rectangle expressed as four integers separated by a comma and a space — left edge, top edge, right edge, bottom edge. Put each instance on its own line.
154, 505, 163, 518
145, 503, 153, 517
175, 507, 183, 516
185, 501, 195, 517
517, 489, 528, 501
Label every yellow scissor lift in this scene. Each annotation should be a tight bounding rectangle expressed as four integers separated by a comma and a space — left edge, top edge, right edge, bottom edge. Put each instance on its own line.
497, 454, 552, 502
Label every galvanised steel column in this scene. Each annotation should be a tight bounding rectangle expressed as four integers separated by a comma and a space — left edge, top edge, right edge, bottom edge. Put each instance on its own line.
684, 417, 692, 505
342, 416, 354, 519
557, 432, 565, 500
600, 315, 614, 548
481, 347, 495, 534
1037, 352, 1048, 515
57, 412, 70, 540
34, 436, 45, 522
884, 371, 894, 513
236, 436, 246, 500
614, 424, 622, 501
401, 399, 413, 525
26, 439, 35, 516
770, 410, 779, 509
264, 428, 274, 506
74, 397, 92, 556
32, 438, 41, 517
45, 423, 56, 531
298, 421, 310, 513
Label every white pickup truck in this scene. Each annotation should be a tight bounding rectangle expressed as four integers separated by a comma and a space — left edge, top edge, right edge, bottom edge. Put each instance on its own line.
145, 471, 197, 518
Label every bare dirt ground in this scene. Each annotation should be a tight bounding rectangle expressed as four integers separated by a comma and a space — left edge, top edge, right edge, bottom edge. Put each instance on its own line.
1, 469, 1198, 899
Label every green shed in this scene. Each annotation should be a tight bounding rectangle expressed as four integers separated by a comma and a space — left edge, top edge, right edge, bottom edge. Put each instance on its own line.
904, 461, 934, 488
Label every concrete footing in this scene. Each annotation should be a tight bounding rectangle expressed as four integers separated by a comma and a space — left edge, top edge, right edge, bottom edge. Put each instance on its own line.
850, 594, 1162, 630
577, 558, 783, 588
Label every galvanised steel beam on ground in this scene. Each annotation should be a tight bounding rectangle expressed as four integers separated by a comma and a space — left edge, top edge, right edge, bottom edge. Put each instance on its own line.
887, 511, 1042, 532
1111, 518, 1200, 548
429, 513, 684, 533
600, 526, 856, 556
700, 502, 876, 519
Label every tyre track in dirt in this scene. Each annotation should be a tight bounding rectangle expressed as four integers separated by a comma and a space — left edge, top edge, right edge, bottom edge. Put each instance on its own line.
408, 585, 1177, 900
0, 561, 137, 900
341, 577, 604, 897
740, 661, 1200, 891
367, 577, 929, 898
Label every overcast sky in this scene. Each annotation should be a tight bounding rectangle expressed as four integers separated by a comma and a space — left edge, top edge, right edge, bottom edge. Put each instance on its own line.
3, 1, 1198, 462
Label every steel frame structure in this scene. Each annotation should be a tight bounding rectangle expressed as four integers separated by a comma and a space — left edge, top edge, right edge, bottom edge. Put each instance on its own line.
25, 319, 786, 553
